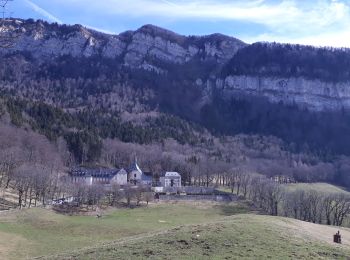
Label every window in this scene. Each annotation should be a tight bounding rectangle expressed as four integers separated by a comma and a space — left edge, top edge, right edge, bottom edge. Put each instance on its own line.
134, 174, 137, 178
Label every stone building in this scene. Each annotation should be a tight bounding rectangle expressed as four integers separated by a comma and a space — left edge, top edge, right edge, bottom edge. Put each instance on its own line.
70, 168, 128, 186
127, 159, 153, 185
70, 158, 154, 186
160, 172, 182, 188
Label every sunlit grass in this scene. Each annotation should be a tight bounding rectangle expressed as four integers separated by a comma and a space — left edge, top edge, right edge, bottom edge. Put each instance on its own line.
0, 201, 248, 259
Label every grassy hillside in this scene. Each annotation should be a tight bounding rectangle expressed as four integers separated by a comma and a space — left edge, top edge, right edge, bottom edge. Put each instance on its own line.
0, 201, 350, 259
47, 214, 350, 260
0, 202, 248, 259
282, 183, 350, 194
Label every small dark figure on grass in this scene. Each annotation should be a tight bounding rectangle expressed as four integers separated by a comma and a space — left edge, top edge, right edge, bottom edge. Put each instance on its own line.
96, 206, 102, 219
334, 231, 342, 244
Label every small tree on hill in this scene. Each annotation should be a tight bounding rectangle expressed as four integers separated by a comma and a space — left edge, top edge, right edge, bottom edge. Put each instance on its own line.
143, 192, 154, 206
124, 185, 135, 207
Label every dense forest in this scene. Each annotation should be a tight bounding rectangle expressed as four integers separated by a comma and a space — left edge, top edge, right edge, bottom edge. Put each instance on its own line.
223, 42, 350, 82
2, 96, 206, 163
200, 94, 350, 159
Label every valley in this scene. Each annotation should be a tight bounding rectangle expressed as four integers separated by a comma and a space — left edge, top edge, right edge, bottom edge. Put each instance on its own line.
1, 10, 350, 260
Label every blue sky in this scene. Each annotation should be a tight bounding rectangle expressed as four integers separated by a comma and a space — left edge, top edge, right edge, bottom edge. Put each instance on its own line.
6, 0, 350, 47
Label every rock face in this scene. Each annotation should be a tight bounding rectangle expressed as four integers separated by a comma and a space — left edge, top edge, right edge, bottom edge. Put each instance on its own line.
2, 20, 116, 59
0, 20, 245, 68
2, 19, 350, 112
214, 76, 350, 111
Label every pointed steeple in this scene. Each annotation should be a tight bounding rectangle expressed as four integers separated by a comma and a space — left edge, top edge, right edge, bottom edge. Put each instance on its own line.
129, 154, 142, 174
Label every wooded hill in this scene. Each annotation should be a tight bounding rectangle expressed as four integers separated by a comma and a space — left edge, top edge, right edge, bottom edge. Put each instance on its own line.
1, 19, 350, 187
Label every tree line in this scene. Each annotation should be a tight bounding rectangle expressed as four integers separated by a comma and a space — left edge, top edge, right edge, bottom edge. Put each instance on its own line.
0, 125, 67, 209
222, 170, 350, 227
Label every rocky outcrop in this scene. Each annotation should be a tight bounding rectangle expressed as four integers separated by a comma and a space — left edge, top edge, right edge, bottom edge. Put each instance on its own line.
124, 25, 245, 66
0, 20, 245, 68
214, 76, 350, 111
1, 20, 125, 59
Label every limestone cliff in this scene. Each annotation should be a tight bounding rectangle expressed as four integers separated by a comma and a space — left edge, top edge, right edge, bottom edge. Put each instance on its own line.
1, 20, 245, 70
1, 19, 350, 112
211, 76, 350, 111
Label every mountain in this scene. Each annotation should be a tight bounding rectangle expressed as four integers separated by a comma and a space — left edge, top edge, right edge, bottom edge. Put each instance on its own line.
2, 18, 350, 159
1, 19, 245, 66
2, 19, 350, 111
0, 19, 246, 115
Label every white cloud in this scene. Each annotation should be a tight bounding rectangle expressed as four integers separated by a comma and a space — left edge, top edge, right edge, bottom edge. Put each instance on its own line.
24, 0, 63, 24
83, 24, 116, 35
70, 0, 350, 44
244, 30, 350, 48
159, 0, 180, 8
84, 0, 348, 28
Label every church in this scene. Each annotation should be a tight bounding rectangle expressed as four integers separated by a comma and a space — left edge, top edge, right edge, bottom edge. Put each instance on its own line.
70, 158, 153, 186
127, 159, 153, 186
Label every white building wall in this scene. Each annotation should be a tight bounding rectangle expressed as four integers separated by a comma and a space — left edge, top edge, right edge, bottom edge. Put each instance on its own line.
86, 176, 93, 186
111, 173, 128, 185
110, 169, 128, 185
163, 177, 181, 187
128, 170, 143, 183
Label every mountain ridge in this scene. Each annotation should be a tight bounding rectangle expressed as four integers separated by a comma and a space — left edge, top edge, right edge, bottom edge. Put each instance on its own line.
0, 18, 246, 64
2, 18, 350, 113
2, 18, 350, 159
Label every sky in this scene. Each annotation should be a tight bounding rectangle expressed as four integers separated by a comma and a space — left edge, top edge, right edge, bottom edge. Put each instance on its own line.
4, 0, 350, 47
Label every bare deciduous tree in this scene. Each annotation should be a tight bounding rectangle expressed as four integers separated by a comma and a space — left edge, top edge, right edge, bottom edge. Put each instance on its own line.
143, 192, 154, 205
124, 185, 135, 207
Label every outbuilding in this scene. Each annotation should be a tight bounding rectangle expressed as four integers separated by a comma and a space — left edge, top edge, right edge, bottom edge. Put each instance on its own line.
160, 172, 181, 188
